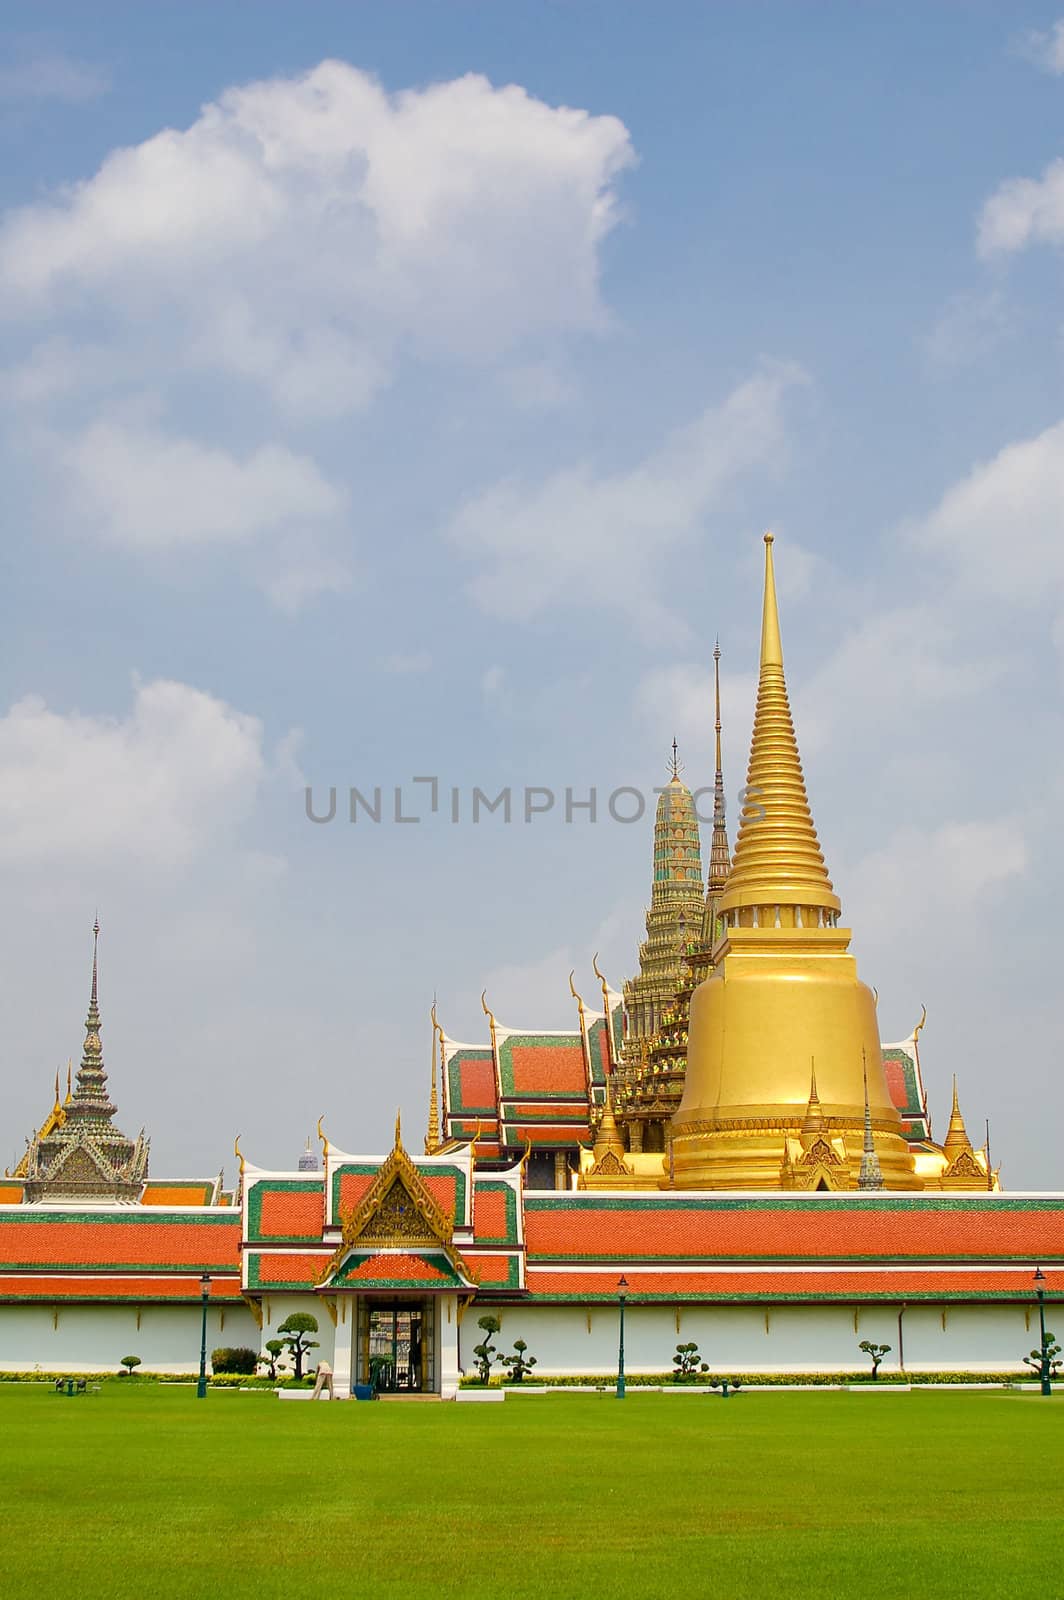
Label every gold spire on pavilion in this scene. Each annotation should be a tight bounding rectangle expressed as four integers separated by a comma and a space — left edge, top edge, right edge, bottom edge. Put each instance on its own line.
942, 1077, 973, 1159
670, 533, 918, 1191
717, 534, 840, 928
425, 1001, 441, 1155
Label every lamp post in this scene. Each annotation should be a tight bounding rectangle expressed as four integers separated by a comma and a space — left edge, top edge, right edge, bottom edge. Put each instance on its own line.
616, 1275, 628, 1400
197, 1273, 211, 1400
1034, 1267, 1051, 1397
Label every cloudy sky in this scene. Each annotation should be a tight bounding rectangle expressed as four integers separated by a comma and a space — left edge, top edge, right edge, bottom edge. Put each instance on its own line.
2, 4, 1064, 1185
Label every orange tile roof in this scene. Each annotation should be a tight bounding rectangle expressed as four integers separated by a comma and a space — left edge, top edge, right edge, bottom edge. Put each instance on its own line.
456, 1056, 498, 1111
465, 1253, 517, 1285
140, 1182, 216, 1206
526, 1266, 1064, 1300
254, 1252, 331, 1286
0, 1184, 24, 1204
344, 1252, 452, 1284
258, 1189, 325, 1239
523, 1200, 1064, 1262
0, 1274, 243, 1302
0, 1214, 241, 1270
507, 1042, 587, 1096
474, 1188, 513, 1243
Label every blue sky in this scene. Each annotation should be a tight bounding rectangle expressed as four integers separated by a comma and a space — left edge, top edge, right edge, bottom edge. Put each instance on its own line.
2, 4, 1064, 1184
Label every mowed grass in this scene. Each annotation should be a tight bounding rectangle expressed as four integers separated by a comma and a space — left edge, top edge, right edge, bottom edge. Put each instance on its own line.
3, 1385, 1064, 1599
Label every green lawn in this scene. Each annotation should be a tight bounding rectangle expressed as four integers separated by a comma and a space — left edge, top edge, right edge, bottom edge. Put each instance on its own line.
3, 1385, 1062, 1599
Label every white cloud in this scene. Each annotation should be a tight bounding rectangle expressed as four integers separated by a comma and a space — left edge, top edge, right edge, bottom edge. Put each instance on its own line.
1018, 19, 1064, 75
910, 417, 1064, 601
0, 679, 269, 869
977, 157, 1064, 257
0, 53, 109, 105
797, 605, 1006, 758
53, 421, 346, 550
0, 61, 634, 414
844, 818, 1028, 942
448, 364, 806, 634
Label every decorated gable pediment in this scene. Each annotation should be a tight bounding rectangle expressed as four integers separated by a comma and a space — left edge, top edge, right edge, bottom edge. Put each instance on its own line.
319, 1122, 470, 1290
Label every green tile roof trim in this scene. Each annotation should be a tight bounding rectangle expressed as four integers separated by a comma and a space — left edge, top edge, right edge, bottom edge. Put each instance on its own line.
496, 1032, 587, 1099
245, 1178, 324, 1244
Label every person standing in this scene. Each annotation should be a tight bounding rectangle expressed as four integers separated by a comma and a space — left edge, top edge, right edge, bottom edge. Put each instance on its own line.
311, 1359, 334, 1400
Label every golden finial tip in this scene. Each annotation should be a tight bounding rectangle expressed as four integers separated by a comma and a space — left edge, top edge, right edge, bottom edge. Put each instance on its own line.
764, 530, 774, 545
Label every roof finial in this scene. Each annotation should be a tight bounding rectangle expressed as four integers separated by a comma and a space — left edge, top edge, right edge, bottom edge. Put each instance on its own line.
592, 953, 614, 1074
426, 1001, 441, 1155
858, 1051, 884, 1190
394, 1107, 403, 1149
669, 736, 682, 781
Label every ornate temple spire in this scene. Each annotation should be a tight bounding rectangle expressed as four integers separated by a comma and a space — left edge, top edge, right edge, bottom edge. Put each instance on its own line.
801, 1060, 825, 1137
858, 1055, 884, 1190
942, 1076, 973, 1158
592, 1077, 626, 1164
21, 918, 149, 1203
709, 641, 731, 893
719, 534, 841, 926
65, 917, 117, 1127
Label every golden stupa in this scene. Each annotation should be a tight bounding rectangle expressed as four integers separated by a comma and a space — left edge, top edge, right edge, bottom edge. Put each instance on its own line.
669, 533, 919, 1190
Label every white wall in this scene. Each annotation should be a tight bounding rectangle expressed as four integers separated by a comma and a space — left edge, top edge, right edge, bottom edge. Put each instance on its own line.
0, 1302, 260, 1374
465, 1302, 1034, 1376
1, 1297, 1036, 1377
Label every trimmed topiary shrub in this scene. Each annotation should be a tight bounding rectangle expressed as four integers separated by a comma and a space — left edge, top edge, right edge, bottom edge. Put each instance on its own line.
211, 1346, 258, 1375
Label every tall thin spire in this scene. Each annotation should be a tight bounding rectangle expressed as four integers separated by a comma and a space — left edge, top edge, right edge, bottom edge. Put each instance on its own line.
67, 917, 116, 1124
858, 1053, 884, 1190
708, 639, 731, 896
942, 1075, 973, 1157
426, 1001, 441, 1154
669, 736, 682, 781
801, 1058, 825, 1136
719, 534, 840, 923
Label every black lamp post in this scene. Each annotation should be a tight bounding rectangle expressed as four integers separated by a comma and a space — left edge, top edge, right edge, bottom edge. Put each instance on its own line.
197, 1273, 211, 1400
1034, 1267, 1051, 1397
616, 1275, 628, 1400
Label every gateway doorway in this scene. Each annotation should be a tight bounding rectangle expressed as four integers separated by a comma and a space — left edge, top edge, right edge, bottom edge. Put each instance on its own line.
359, 1300, 435, 1394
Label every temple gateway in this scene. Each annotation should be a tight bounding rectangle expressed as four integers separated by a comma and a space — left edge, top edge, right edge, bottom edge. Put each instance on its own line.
3, 535, 1060, 1394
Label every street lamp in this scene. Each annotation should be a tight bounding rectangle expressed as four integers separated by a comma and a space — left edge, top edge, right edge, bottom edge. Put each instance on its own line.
1034, 1267, 1051, 1397
616, 1276, 628, 1400
197, 1273, 211, 1400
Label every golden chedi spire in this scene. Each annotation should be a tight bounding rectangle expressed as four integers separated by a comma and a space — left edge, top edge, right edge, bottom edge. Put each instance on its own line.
670, 534, 918, 1191
718, 535, 839, 926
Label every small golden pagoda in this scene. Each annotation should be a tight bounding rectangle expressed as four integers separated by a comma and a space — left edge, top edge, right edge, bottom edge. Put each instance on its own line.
670, 534, 919, 1191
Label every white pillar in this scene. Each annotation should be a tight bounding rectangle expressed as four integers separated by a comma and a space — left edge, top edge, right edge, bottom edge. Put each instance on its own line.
333, 1295, 354, 1398
439, 1294, 460, 1399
